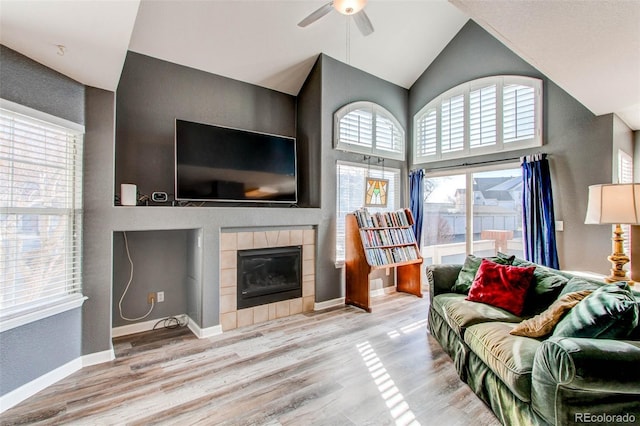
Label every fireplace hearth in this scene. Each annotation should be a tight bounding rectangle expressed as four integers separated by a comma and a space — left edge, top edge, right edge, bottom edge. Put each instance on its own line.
237, 245, 302, 309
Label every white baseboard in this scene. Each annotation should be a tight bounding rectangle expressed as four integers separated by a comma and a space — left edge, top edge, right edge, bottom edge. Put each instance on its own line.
187, 317, 222, 339
314, 297, 345, 311
112, 317, 164, 338
0, 357, 82, 414
82, 349, 114, 367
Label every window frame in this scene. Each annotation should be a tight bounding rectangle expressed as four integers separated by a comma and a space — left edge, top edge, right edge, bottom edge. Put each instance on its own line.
0, 98, 86, 332
334, 101, 406, 161
413, 76, 542, 164
422, 162, 523, 261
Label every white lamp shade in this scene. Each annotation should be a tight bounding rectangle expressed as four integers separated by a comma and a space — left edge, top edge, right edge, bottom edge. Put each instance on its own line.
585, 183, 640, 224
333, 0, 367, 15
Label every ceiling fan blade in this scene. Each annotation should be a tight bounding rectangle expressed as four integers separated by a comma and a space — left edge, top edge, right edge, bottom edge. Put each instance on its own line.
353, 9, 374, 36
298, 2, 334, 28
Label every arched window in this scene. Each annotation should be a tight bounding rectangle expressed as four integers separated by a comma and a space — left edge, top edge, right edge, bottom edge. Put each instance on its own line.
414, 76, 542, 164
334, 101, 405, 161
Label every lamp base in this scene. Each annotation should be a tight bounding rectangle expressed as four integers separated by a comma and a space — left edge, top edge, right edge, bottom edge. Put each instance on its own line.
605, 224, 634, 284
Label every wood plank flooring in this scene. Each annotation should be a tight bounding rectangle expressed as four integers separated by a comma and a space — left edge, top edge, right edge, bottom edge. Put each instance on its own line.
1, 293, 499, 425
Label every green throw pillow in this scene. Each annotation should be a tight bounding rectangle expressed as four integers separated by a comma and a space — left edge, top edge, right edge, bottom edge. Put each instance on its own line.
552, 281, 639, 339
451, 253, 514, 294
559, 277, 604, 296
512, 257, 569, 314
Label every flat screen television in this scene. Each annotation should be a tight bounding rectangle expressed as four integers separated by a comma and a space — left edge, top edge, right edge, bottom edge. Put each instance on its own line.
175, 119, 297, 203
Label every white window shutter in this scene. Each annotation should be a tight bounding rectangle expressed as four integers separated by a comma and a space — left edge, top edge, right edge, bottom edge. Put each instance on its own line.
469, 85, 497, 147
441, 94, 464, 153
503, 84, 535, 143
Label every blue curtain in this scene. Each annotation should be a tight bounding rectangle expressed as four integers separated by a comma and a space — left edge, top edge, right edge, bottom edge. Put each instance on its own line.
409, 169, 425, 246
521, 154, 559, 268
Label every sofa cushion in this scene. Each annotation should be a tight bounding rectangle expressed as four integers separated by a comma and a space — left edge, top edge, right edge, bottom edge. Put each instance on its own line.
465, 322, 541, 403
451, 253, 514, 294
553, 281, 639, 339
432, 293, 522, 338
466, 259, 536, 316
510, 290, 593, 338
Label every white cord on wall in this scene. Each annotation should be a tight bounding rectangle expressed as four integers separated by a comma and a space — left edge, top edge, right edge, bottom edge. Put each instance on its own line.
118, 231, 155, 321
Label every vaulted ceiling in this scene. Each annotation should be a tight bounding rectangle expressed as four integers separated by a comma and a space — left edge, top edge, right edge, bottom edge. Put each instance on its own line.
1, 0, 638, 129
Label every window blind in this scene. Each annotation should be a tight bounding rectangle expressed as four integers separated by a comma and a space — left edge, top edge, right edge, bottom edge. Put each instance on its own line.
413, 76, 542, 164
469, 85, 497, 147
503, 84, 535, 143
335, 102, 405, 161
336, 163, 399, 262
441, 94, 464, 153
0, 107, 83, 316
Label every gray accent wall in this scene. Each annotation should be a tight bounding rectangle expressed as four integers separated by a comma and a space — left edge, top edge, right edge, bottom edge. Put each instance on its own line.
298, 54, 409, 301
409, 20, 613, 273
115, 51, 297, 201
0, 45, 85, 396
0, 45, 84, 125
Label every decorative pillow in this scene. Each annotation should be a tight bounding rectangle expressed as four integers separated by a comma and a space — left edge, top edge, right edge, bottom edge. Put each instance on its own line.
559, 276, 603, 296
553, 281, 639, 339
451, 253, 515, 294
512, 257, 569, 314
466, 259, 536, 316
510, 290, 593, 337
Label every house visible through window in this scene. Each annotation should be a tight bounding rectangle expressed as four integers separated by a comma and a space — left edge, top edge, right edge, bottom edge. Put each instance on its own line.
414, 76, 542, 164
336, 162, 400, 263
0, 100, 84, 322
422, 165, 523, 265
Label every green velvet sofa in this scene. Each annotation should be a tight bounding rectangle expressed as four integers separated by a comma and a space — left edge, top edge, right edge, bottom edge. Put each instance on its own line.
427, 260, 640, 426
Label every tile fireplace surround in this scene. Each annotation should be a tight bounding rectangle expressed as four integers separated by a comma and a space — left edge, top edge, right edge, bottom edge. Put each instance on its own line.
219, 228, 316, 331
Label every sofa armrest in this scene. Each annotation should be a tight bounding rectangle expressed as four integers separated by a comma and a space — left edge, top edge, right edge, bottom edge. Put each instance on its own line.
532, 337, 640, 425
427, 264, 462, 300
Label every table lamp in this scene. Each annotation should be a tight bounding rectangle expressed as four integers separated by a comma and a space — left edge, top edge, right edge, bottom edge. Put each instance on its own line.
585, 183, 640, 282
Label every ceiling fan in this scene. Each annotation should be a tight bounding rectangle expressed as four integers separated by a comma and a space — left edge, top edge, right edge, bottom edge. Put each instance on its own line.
298, 0, 374, 36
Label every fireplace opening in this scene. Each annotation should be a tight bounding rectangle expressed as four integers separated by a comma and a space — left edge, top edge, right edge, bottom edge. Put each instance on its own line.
237, 245, 302, 309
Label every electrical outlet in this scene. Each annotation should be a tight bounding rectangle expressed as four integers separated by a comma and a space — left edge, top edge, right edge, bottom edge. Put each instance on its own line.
157, 291, 165, 303
147, 292, 155, 304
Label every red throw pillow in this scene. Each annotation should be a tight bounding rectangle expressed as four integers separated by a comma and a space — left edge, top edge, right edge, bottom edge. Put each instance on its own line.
466, 259, 536, 316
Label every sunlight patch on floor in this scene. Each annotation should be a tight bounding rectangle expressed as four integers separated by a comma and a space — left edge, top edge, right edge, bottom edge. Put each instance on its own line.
357, 341, 421, 426
387, 319, 428, 339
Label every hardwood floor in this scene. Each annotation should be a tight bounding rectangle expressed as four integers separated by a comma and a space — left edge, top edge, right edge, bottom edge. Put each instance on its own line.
1, 293, 499, 425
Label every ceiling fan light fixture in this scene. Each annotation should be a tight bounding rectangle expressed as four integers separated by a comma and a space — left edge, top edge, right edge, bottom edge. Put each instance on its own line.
333, 0, 367, 15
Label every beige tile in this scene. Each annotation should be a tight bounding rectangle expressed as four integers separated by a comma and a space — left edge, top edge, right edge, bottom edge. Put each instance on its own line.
220, 312, 237, 331
220, 285, 236, 296
220, 268, 237, 288
290, 230, 304, 245
303, 276, 315, 297
303, 244, 314, 261
237, 308, 254, 328
220, 294, 237, 313
303, 259, 315, 276
253, 232, 268, 249
253, 305, 269, 324
303, 296, 315, 312
237, 232, 254, 250
276, 231, 290, 247
268, 303, 277, 320
289, 298, 303, 315
276, 300, 290, 318
220, 233, 237, 251
266, 231, 279, 247
220, 250, 237, 269
303, 229, 315, 245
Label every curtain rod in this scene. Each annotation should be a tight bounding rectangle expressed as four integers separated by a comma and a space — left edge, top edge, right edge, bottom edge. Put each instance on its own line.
424, 153, 547, 172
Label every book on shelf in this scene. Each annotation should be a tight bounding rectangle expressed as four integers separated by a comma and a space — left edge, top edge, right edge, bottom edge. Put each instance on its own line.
363, 246, 419, 267
353, 208, 411, 229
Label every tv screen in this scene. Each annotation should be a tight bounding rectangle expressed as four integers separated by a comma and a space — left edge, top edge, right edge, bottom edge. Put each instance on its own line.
175, 119, 297, 203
